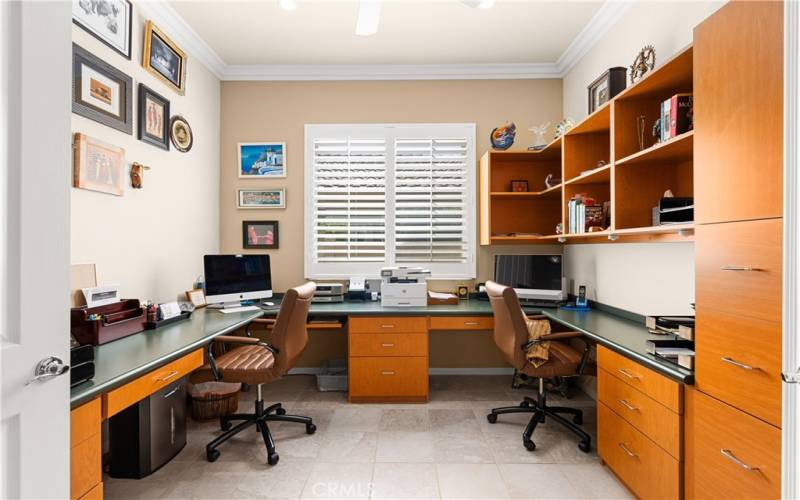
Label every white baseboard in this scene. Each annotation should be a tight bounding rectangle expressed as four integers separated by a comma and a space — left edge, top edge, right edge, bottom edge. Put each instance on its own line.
288, 367, 514, 376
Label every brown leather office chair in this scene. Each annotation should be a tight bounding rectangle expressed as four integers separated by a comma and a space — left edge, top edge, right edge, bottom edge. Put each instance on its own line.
484, 280, 592, 453
198, 282, 316, 466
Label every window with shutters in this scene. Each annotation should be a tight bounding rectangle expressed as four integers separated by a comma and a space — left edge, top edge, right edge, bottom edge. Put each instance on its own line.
305, 124, 476, 280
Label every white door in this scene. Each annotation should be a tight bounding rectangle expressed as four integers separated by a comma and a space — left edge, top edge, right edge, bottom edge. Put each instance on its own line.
0, 1, 72, 498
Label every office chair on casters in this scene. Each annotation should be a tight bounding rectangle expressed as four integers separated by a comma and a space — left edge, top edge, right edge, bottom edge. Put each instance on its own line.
196, 282, 316, 466
484, 281, 592, 453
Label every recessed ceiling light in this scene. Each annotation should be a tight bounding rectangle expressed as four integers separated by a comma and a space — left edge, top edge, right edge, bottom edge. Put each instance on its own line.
279, 0, 298, 11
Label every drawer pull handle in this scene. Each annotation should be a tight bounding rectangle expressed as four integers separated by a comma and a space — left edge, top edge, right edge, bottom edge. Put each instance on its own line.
381, 343, 395, 347
617, 368, 640, 380
618, 399, 638, 412
464, 321, 480, 326
618, 442, 637, 458
721, 265, 763, 272
157, 370, 179, 382
381, 371, 396, 376
721, 449, 760, 472
381, 324, 395, 329
721, 357, 760, 371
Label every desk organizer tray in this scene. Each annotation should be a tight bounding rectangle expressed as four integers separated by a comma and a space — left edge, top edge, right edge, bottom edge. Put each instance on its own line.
71, 299, 146, 345
145, 311, 192, 330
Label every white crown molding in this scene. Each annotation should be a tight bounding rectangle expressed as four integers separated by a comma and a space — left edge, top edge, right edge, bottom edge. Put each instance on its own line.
222, 63, 561, 81
556, 0, 634, 76
136, 0, 226, 79
140, 0, 631, 81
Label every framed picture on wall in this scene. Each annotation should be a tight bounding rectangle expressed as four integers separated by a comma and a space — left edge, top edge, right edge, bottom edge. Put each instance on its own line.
142, 21, 187, 95
238, 189, 286, 209
238, 142, 286, 178
137, 84, 170, 150
242, 221, 279, 249
73, 133, 126, 196
72, 0, 133, 59
72, 43, 133, 134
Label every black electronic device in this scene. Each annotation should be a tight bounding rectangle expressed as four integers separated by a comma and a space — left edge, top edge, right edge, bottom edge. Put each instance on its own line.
576, 286, 588, 307
70, 334, 94, 387
204, 254, 273, 310
494, 254, 565, 303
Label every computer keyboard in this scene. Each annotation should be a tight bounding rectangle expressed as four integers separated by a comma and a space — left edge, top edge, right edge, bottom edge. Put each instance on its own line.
217, 305, 261, 314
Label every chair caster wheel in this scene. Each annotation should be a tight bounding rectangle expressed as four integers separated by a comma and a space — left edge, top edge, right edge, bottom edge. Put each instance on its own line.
579, 441, 591, 453
520, 401, 531, 408
306, 423, 317, 434
276, 408, 287, 416
207, 449, 220, 462
487, 414, 498, 424
220, 420, 232, 431
523, 439, 536, 451
267, 453, 280, 465
573, 414, 583, 425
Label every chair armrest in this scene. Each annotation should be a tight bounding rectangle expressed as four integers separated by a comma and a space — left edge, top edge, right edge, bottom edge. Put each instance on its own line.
251, 318, 277, 325
520, 331, 584, 351
214, 335, 261, 345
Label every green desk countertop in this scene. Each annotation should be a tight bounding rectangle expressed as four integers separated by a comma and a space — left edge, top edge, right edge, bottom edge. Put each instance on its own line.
302, 299, 693, 384
69, 308, 263, 408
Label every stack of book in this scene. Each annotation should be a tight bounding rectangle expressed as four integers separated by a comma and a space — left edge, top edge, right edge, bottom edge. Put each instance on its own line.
660, 93, 693, 142
567, 194, 604, 234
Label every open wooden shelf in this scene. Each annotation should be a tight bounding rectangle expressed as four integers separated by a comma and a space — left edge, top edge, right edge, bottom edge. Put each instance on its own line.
528, 135, 562, 160
566, 102, 611, 136
614, 45, 693, 102
564, 164, 611, 185
616, 131, 693, 167
490, 184, 561, 199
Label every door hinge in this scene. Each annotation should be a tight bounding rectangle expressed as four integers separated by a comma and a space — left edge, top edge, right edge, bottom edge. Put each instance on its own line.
782, 370, 800, 383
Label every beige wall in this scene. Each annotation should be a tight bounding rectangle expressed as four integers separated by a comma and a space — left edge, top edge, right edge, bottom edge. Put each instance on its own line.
71, 12, 221, 303
560, 1, 724, 316
220, 79, 563, 291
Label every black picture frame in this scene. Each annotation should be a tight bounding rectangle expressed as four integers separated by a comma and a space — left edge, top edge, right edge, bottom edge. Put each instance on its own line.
137, 84, 170, 150
242, 221, 279, 249
72, 0, 133, 60
588, 67, 627, 114
170, 115, 194, 153
72, 43, 133, 134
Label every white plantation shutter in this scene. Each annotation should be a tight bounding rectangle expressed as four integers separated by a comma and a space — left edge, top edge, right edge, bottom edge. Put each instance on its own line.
305, 124, 476, 279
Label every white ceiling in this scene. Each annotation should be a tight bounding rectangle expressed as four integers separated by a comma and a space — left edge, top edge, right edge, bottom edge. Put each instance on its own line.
168, 0, 604, 67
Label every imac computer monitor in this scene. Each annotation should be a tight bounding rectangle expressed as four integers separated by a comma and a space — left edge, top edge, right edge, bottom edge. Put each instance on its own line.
204, 254, 272, 310
494, 254, 565, 303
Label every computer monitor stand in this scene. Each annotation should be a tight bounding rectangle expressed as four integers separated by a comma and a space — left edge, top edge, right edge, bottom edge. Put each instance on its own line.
208, 301, 260, 314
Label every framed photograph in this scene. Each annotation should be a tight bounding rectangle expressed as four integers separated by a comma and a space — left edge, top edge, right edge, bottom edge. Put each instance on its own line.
142, 21, 187, 95
510, 180, 529, 192
242, 221, 279, 249
588, 67, 626, 114
137, 84, 169, 150
73, 133, 126, 196
238, 142, 286, 178
238, 189, 286, 209
185, 289, 206, 308
72, 0, 133, 59
170, 115, 194, 153
72, 43, 133, 134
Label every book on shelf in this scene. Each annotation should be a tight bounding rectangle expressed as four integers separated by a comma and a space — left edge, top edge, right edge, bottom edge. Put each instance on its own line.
659, 93, 694, 142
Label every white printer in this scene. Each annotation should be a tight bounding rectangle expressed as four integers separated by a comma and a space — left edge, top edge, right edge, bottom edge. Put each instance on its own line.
380, 267, 431, 307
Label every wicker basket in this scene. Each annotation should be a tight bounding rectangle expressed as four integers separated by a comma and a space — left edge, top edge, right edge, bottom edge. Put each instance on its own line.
188, 381, 241, 421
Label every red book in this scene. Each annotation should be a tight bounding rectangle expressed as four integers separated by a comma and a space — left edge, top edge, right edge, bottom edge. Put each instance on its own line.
670, 93, 693, 138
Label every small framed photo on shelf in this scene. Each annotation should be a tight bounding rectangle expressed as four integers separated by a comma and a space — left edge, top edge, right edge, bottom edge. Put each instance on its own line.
243, 220, 279, 249
238, 189, 286, 209
587, 67, 626, 114
510, 180, 529, 192
185, 289, 206, 308
238, 142, 286, 178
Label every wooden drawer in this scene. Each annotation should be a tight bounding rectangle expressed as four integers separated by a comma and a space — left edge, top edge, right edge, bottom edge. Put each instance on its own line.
71, 398, 101, 446
598, 402, 681, 499
104, 348, 203, 418
349, 356, 428, 400
696, 219, 782, 323
70, 432, 101, 500
685, 389, 781, 499
79, 482, 103, 500
349, 316, 428, 334
598, 369, 681, 459
696, 308, 781, 427
429, 316, 494, 330
597, 346, 682, 413
349, 332, 428, 357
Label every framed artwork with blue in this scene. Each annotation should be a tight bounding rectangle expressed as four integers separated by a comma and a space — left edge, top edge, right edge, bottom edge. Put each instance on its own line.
238, 142, 287, 178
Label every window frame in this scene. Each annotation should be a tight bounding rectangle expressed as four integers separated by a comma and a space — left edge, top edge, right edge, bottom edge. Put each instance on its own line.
304, 123, 477, 280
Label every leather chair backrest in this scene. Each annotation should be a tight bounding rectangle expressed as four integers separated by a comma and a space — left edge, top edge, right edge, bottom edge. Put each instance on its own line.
485, 280, 529, 370
270, 282, 315, 375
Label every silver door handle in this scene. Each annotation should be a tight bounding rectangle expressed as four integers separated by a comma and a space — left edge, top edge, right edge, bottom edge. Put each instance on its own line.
381, 371, 396, 376
619, 399, 638, 412
721, 265, 763, 272
618, 442, 637, 458
464, 321, 480, 326
381, 343, 395, 347
381, 324, 395, 329
26, 356, 69, 385
157, 370, 179, 382
617, 368, 640, 380
721, 449, 760, 471
721, 357, 760, 371
162, 386, 181, 399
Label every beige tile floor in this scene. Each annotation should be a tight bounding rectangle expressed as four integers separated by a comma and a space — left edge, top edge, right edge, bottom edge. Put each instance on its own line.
105, 375, 631, 500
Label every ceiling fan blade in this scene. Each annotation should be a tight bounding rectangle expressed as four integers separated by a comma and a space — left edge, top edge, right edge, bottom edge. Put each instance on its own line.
356, 0, 381, 36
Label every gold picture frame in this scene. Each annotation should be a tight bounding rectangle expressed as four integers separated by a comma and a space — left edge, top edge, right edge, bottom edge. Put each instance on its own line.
185, 289, 206, 308
142, 20, 187, 95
